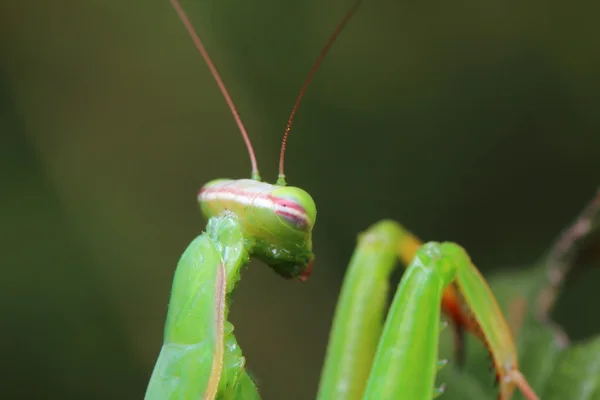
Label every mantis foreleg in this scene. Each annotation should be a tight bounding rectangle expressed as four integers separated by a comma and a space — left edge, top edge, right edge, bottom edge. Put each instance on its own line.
145, 212, 261, 400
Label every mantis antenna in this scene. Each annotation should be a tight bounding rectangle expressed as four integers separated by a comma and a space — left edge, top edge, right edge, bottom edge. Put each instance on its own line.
277, 0, 362, 186
169, 0, 261, 181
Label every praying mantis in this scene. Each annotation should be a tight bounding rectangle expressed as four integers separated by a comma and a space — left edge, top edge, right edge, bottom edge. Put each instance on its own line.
145, 0, 541, 399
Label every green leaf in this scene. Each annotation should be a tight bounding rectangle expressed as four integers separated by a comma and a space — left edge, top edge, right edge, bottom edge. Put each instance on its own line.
541, 335, 600, 400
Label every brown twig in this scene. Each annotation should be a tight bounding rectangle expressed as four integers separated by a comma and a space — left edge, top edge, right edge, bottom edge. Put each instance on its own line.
535, 188, 600, 322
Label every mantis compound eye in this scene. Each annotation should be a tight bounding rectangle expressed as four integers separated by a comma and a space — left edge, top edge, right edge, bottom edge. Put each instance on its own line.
271, 186, 317, 233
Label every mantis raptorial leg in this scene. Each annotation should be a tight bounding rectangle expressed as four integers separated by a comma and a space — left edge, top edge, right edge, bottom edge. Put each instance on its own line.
146, 0, 540, 398
317, 221, 539, 400
145, 213, 260, 399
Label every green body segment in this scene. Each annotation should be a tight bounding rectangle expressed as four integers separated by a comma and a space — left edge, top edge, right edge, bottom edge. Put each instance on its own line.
455, 259, 519, 398
456, 263, 517, 364
198, 179, 317, 280
145, 234, 224, 399
145, 212, 262, 400
362, 242, 461, 399
317, 221, 408, 400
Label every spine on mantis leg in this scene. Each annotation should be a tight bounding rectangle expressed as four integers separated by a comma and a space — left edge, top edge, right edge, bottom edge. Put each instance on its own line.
362, 242, 460, 400
145, 213, 261, 400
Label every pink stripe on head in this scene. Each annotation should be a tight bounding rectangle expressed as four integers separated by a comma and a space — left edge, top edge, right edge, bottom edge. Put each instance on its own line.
197, 182, 312, 231
271, 196, 305, 213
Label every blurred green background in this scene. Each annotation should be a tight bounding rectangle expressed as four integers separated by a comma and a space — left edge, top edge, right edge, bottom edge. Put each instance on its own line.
1, 0, 599, 399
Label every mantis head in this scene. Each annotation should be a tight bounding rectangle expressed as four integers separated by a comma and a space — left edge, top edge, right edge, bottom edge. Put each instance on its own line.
173, 0, 355, 281
198, 179, 317, 281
